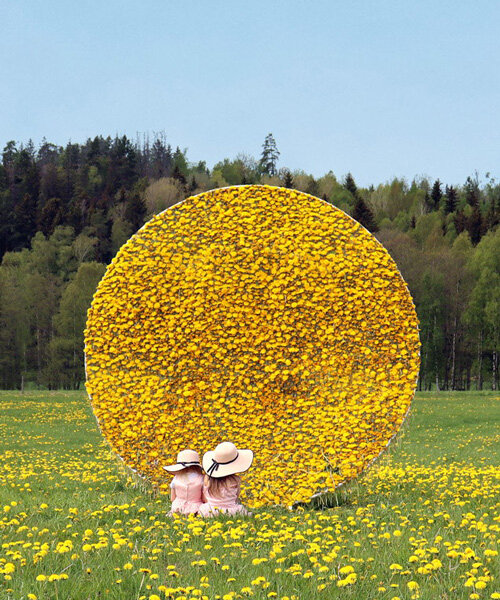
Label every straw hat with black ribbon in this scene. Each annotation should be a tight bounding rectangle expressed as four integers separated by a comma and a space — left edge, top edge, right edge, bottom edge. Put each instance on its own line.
202, 442, 253, 478
163, 449, 202, 473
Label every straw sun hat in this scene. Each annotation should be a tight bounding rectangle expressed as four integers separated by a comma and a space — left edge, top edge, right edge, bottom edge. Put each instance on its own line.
202, 442, 253, 478
163, 449, 201, 473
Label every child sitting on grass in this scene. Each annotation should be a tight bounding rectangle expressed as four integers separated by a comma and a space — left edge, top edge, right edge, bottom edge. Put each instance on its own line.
199, 442, 253, 517
163, 449, 204, 515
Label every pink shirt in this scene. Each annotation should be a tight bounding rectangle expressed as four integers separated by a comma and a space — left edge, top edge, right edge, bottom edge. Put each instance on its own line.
199, 478, 250, 517
170, 470, 204, 515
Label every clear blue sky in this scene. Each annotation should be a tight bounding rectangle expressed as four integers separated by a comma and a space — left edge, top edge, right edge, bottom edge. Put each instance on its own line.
1, 0, 499, 187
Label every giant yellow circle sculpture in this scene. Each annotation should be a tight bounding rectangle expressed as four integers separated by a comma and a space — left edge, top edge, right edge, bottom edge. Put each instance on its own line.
84, 185, 420, 507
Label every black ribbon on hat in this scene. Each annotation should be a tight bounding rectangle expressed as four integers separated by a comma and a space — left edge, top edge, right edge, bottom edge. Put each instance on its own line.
206, 452, 239, 478
176, 461, 200, 467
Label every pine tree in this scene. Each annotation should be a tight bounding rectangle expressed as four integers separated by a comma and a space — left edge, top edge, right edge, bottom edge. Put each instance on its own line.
150, 137, 172, 179
38, 197, 64, 236
124, 194, 147, 232
282, 169, 294, 188
445, 185, 458, 214
484, 195, 499, 231
13, 193, 37, 248
172, 164, 186, 186
465, 176, 480, 208
259, 134, 280, 176
431, 179, 442, 210
352, 197, 378, 232
454, 210, 467, 234
467, 206, 483, 245
172, 147, 188, 181
344, 173, 358, 198
343, 172, 378, 231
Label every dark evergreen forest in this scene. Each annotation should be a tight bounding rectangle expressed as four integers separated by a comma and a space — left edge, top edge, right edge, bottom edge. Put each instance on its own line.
0, 134, 498, 390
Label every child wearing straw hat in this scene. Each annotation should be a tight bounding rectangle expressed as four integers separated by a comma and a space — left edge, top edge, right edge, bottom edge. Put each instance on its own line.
199, 442, 253, 517
163, 449, 204, 515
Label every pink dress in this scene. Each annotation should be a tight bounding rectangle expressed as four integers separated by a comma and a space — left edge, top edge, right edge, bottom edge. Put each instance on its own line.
169, 471, 204, 515
199, 478, 251, 517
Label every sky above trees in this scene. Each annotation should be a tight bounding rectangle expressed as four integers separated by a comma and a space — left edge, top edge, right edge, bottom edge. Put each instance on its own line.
1, 1, 499, 187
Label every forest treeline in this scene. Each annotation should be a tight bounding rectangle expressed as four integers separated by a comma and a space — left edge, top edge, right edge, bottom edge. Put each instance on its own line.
0, 134, 498, 390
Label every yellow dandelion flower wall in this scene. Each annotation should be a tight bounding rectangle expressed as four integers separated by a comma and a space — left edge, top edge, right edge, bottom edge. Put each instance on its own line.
84, 185, 420, 507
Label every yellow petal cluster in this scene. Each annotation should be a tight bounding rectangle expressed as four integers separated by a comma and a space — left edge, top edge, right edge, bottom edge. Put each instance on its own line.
84, 185, 420, 506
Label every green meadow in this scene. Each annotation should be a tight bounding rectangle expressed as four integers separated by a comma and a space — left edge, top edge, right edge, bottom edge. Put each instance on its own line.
0, 391, 498, 600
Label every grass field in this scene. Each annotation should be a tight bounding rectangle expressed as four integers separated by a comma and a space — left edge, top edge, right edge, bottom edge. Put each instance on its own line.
0, 391, 498, 600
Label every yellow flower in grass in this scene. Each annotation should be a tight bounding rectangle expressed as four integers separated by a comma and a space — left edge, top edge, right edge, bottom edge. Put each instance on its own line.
337, 573, 357, 587
339, 565, 355, 575
85, 185, 420, 506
